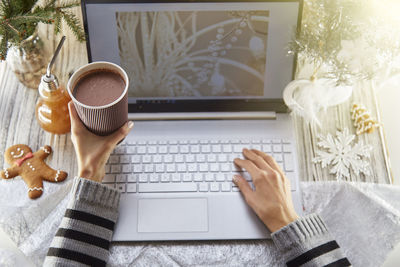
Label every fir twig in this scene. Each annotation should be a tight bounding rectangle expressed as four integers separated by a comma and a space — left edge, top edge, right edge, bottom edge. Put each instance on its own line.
57, 10, 85, 42
0, 0, 85, 61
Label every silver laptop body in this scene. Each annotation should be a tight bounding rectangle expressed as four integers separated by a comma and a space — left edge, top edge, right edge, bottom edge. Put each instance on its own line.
82, 0, 303, 241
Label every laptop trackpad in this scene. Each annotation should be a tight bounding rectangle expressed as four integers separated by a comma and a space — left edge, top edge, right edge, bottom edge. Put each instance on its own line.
137, 198, 208, 233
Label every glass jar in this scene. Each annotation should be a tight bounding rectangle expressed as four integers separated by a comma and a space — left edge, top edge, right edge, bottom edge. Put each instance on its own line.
6, 33, 49, 89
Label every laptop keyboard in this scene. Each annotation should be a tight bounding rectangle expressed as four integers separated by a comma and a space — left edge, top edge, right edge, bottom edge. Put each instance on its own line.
103, 138, 296, 193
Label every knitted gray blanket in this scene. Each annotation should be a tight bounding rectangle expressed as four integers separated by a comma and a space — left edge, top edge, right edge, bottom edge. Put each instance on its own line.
1, 181, 399, 267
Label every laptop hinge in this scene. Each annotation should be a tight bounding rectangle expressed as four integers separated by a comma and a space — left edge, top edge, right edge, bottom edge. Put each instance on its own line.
128, 111, 277, 120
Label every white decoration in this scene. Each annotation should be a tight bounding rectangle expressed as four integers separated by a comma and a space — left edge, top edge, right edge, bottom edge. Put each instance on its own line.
55, 170, 60, 182
41, 146, 50, 154
283, 78, 353, 126
3, 168, 9, 178
28, 187, 43, 192
313, 128, 372, 180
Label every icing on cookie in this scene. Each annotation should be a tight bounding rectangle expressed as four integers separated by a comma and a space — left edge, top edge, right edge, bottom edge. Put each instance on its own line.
12, 149, 24, 158
42, 147, 51, 154
27, 162, 36, 171
28, 187, 43, 192
3, 168, 9, 178
55, 170, 60, 182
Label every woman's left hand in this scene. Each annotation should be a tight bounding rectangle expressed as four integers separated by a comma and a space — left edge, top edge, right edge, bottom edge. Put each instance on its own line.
68, 101, 134, 183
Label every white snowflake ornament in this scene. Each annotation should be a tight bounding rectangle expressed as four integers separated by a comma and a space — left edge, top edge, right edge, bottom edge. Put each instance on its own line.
312, 128, 372, 180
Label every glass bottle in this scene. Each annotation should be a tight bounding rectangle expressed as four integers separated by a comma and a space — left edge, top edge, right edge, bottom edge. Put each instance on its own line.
35, 36, 71, 134
35, 74, 71, 134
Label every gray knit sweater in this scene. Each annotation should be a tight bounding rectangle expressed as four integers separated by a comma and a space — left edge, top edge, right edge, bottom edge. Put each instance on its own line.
43, 177, 350, 266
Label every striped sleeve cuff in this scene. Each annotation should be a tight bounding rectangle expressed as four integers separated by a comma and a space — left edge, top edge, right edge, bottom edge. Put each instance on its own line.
44, 177, 120, 267
271, 214, 351, 266
271, 213, 330, 251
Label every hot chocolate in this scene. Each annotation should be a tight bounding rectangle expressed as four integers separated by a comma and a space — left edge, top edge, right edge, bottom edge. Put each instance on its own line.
73, 69, 125, 106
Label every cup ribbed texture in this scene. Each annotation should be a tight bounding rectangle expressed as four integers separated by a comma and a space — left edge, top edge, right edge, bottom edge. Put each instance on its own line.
73, 94, 127, 136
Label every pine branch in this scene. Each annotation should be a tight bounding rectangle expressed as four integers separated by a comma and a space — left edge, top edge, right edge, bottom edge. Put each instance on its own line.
58, 10, 85, 42
0, 30, 9, 60
56, 1, 80, 10
54, 13, 61, 34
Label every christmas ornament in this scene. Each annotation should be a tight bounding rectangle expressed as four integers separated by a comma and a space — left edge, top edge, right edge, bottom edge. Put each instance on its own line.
288, 0, 363, 85
283, 78, 352, 126
351, 103, 379, 135
313, 128, 372, 180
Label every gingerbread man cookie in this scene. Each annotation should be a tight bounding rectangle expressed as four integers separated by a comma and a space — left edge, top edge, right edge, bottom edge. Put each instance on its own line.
0, 144, 67, 199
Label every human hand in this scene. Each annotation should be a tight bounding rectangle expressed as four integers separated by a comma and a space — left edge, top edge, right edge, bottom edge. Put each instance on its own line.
233, 148, 299, 233
68, 101, 134, 183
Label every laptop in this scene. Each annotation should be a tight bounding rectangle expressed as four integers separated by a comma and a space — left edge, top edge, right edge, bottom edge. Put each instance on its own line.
81, 0, 303, 241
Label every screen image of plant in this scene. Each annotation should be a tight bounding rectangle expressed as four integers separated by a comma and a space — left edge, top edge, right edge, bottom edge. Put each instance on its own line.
116, 10, 269, 98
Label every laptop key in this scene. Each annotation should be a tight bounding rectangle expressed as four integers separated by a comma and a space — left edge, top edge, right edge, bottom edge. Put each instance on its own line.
196, 154, 206, 162
153, 155, 162, 163
198, 183, 208, 192
122, 165, 132, 173
142, 155, 152, 163
116, 174, 126, 183
210, 182, 219, 192
160, 173, 170, 182
182, 173, 192, 182
131, 155, 141, 163
114, 146, 125, 154
284, 153, 295, 171
216, 173, 226, 182
120, 155, 131, 164
138, 183, 197, 193
116, 184, 126, 193
127, 174, 137, 183
103, 174, 115, 183
111, 165, 122, 173
221, 182, 231, 192
139, 174, 149, 183
127, 183, 137, 193
186, 154, 195, 163
149, 174, 159, 182
283, 144, 293, 153
159, 146, 168, 154
109, 155, 119, 164
105, 165, 110, 173
148, 146, 157, 154
190, 145, 200, 153
194, 173, 203, 182
137, 146, 146, 154
126, 146, 136, 154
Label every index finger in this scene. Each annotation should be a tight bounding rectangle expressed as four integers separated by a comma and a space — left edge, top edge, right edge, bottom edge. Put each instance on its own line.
251, 149, 285, 176
233, 158, 260, 178
68, 101, 85, 130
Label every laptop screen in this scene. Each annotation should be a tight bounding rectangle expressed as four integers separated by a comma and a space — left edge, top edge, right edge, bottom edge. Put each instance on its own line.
82, 0, 301, 113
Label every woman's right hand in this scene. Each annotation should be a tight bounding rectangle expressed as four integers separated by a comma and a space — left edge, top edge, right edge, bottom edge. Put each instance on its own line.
233, 148, 299, 233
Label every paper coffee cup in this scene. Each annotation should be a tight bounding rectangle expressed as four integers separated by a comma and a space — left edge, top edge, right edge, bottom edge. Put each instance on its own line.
67, 61, 129, 136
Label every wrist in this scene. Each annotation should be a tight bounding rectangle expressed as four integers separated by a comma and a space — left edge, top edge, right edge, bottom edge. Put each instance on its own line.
78, 168, 101, 183
266, 212, 299, 233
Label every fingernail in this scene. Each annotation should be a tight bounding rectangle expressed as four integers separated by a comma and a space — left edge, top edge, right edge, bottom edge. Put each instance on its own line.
232, 175, 239, 183
128, 121, 134, 129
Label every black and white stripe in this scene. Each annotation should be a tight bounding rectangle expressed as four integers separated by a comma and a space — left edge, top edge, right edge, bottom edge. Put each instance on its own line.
64, 209, 115, 231
46, 209, 115, 266
286, 241, 351, 267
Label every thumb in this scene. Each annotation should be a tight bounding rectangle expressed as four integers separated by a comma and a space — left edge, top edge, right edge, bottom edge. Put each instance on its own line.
233, 175, 254, 205
109, 121, 134, 145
